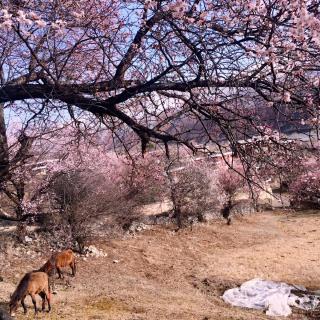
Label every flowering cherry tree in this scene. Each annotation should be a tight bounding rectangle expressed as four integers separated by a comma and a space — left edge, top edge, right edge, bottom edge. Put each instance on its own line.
0, 0, 318, 181
0, 123, 140, 245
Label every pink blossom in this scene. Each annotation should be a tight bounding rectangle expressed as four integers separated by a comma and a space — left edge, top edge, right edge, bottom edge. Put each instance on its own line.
283, 91, 291, 103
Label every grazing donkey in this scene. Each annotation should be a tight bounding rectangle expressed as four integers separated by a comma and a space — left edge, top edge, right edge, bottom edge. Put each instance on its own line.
39, 249, 76, 279
9, 272, 51, 317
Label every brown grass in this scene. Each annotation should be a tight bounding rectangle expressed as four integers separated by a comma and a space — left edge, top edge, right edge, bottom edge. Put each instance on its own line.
1, 210, 320, 319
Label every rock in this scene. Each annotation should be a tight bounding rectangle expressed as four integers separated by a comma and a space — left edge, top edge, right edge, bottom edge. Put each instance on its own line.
127, 222, 149, 234
200, 211, 219, 222
232, 199, 256, 215
187, 216, 198, 225
113, 260, 119, 264
85, 245, 107, 258
24, 235, 33, 243
0, 276, 3, 282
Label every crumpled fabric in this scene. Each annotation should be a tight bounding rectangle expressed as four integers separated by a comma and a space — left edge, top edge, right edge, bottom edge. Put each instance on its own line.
222, 278, 320, 317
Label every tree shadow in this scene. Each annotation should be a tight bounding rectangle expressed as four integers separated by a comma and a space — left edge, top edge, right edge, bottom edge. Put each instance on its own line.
288, 209, 320, 218
0, 300, 12, 319
0, 300, 8, 310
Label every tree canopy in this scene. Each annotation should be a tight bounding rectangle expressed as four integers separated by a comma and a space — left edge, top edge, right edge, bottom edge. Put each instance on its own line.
0, 0, 319, 176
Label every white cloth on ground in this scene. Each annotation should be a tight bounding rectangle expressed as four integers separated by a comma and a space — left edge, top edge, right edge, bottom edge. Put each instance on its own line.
222, 278, 320, 317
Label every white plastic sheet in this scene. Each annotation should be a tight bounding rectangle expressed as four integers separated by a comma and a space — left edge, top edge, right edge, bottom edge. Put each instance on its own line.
222, 278, 320, 317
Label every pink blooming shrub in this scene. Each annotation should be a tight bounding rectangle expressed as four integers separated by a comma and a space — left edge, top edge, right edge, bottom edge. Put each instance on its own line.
45, 148, 175, 250
215, 161, 247, 201
214, 161, 249, 223
123, 152, 168, 205
0, 125, 136, 247
289, 157, 320, 209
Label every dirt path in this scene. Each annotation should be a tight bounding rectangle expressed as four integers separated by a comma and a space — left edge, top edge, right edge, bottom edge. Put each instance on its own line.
1, 211, 320, 320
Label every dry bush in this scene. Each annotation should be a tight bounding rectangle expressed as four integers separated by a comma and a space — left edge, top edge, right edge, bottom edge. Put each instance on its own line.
167, 161, 224, 228
44, 168, 135, 252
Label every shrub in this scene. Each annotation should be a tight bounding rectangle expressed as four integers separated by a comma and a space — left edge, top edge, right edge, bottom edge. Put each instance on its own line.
166, 160, 224, 228
289, 166, 320, 209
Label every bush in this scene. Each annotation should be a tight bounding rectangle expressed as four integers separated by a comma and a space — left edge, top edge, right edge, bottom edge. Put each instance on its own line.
167, 160, 224, 227
46, 166, 135, 252
216, 162, 247, 201
289, 170, 320, 209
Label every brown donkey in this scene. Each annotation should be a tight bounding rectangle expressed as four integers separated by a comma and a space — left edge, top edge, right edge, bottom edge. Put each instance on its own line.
9, 272, 51, 317
39, 249, 76, 279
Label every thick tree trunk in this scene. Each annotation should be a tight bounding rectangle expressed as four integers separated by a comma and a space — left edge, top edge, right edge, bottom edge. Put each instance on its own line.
165, 162, 183, 230
0, 104, 9, 183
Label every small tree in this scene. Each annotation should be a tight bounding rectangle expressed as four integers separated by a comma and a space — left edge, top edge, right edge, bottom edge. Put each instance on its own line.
0, 126, 48, 241
215, 161, 247, 223
166, 158, 223, 229
217, 163, 246, 201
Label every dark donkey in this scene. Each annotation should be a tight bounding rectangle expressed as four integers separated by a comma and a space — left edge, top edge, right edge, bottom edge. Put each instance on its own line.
9, 272, 51, 317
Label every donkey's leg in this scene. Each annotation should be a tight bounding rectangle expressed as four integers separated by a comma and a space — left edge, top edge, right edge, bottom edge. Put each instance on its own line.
57, 267, 63, 279
39, 292, 46, 311
45, 289, 51, 312
30, 293, 38, 314
50, 277, 57, 294
70, 261, 76, 277
21, 295, 27, 314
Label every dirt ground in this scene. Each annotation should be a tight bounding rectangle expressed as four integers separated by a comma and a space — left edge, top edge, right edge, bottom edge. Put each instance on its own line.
1, 210, 320, 320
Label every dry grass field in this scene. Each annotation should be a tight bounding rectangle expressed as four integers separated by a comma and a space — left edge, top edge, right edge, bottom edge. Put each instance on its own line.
1, 210, 319, 320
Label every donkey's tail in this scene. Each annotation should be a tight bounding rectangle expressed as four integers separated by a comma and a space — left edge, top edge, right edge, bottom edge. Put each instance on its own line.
73, 257, 77, 276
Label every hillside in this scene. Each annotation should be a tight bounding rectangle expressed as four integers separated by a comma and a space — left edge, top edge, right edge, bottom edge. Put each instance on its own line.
0, 211, 319, 320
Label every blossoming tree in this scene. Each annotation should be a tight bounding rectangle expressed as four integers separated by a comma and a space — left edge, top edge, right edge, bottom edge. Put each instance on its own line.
0, 0, 318, 181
